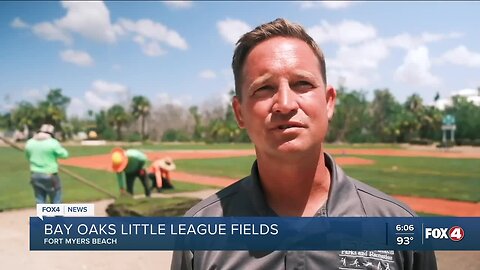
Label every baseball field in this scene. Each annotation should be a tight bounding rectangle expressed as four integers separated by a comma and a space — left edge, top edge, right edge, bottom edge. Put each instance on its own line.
1, 142, 479, 270
1, 142, 479, 216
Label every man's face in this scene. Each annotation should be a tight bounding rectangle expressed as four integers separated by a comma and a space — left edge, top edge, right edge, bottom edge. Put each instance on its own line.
232, 37, 336, 156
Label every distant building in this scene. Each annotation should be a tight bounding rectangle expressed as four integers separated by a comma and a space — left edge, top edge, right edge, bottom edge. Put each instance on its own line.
0, 125, 29, 142
434, 88, 480, 110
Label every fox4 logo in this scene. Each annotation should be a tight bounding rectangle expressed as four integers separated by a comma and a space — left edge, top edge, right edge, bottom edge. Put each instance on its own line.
425, 226, 464, 241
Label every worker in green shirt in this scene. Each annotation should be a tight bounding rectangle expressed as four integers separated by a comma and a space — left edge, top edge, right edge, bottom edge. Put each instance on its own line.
111, 147, 151, 197
25, 124, 69, 204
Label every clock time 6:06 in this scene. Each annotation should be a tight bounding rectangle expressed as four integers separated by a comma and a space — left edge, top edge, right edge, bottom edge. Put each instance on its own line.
396, 224, 414, 232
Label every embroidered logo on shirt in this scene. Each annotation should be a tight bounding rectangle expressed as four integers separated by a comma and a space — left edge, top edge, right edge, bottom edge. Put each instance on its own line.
339, 250, 395, 270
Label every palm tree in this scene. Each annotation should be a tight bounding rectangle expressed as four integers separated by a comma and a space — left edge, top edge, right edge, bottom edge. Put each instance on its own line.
38, 88, 71, 140
405, 94, 423, 113
107, 104, 129, 140
189, 106, 204, 141
403, 94, 424, 139
11, 101, 39, 132
131, 96, 151, 140
370, 89, 401, 142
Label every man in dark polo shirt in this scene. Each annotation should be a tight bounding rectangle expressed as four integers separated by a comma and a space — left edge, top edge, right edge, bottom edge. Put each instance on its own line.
171, 18, 437, 270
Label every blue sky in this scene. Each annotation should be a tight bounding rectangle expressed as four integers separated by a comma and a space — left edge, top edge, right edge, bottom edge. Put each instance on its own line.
1, 1, 479, 117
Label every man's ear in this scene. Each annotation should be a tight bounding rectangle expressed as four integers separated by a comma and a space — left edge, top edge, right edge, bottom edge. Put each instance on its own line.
325, 85, 337, 121
232, 96, 245, 128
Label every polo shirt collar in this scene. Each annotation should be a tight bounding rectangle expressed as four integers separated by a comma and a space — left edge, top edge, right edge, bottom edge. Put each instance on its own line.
324, 152, 366, 217
244, 152, 366, 217
244, 159, 277, 216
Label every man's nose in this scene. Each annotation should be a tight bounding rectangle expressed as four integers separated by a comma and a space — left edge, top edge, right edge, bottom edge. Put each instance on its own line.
272, 84, 299, 114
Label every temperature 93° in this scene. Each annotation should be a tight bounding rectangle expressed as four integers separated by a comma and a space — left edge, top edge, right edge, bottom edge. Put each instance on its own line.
394, 224, 415, 246
397, 236, 414, 245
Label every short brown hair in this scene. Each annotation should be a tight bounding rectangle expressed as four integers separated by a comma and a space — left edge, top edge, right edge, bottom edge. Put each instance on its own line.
232, 18, 327, 101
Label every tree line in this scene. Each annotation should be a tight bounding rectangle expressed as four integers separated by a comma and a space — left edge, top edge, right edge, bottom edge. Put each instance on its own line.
327, 87, 480, 146
1, 87, 479, 145
0, 89, 249, 143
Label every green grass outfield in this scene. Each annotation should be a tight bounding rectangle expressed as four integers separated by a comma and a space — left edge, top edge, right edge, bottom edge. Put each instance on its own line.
64, 142, 401, 157
175, 154, 479, 203
65, 142, 256, 157
0, 146, 214, 210
1, 143, 477, 210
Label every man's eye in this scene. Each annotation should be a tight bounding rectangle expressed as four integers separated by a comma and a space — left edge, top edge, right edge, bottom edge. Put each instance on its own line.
253, 85, 273, 94
252, 85, 274, 98
257, 85, 273, 91
292, 81, 313, 91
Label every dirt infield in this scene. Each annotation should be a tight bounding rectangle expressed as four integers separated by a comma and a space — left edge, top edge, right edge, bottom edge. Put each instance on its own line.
60, 148, 480, 217
60, 150, 375, 171
394, 195, 480, 216
327, 148, 480, 159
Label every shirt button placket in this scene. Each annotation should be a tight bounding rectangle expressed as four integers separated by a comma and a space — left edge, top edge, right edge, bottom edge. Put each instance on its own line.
285, 250, 306, 270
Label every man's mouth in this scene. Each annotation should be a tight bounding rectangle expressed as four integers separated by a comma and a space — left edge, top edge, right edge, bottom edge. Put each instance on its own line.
275, 122, 305, 130
278, 125, 296, 130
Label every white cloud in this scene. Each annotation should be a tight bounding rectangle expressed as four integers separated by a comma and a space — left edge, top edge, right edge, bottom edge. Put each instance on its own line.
0, 93, 13, 112
220, 68, 234, 80
217, 19, 251, 45
22, 88, 45, 101
30, 1, 117, 45
69, 80, 132, 116
437, 45, 480, 68
200, 87, 233, 113
394, 46, 441, 87
1, 89, 47, 112
56, 1, 118, 43
199, 69, 217, 79
0, 102, 14, 113
329, 39, 389, 71
452, 88, 478, 97
26, 2, 188, 58
142, 41, 165, 57
91, 80, 128, 94
387, 32, 463, 50
155, 92, 190, 106
119, 19, 188, 50
306, 20, 459, 90
306, 20, 461, 51
321, 1, 355, 10
305, 20, 392, 89
11, 17, 29, 28
308, 20, 377, 45
220, 91, 232, 106
299, 1, 355, 9
60, 49, 94, 66
325, 39, 388, 88
163, 1, 193, 9
327, 69, 378, 89
67, 97, 87, 117
84, 92, 115, 109
421, 32, 463, 42
32, 22, 73, 45
84, 80, 130, 110
132, 35, 144, 44
387, 33, 417, 49
133, 35, 166, 57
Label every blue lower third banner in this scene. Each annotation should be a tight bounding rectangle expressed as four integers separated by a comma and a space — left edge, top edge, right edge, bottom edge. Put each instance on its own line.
30, 217, 479, 250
